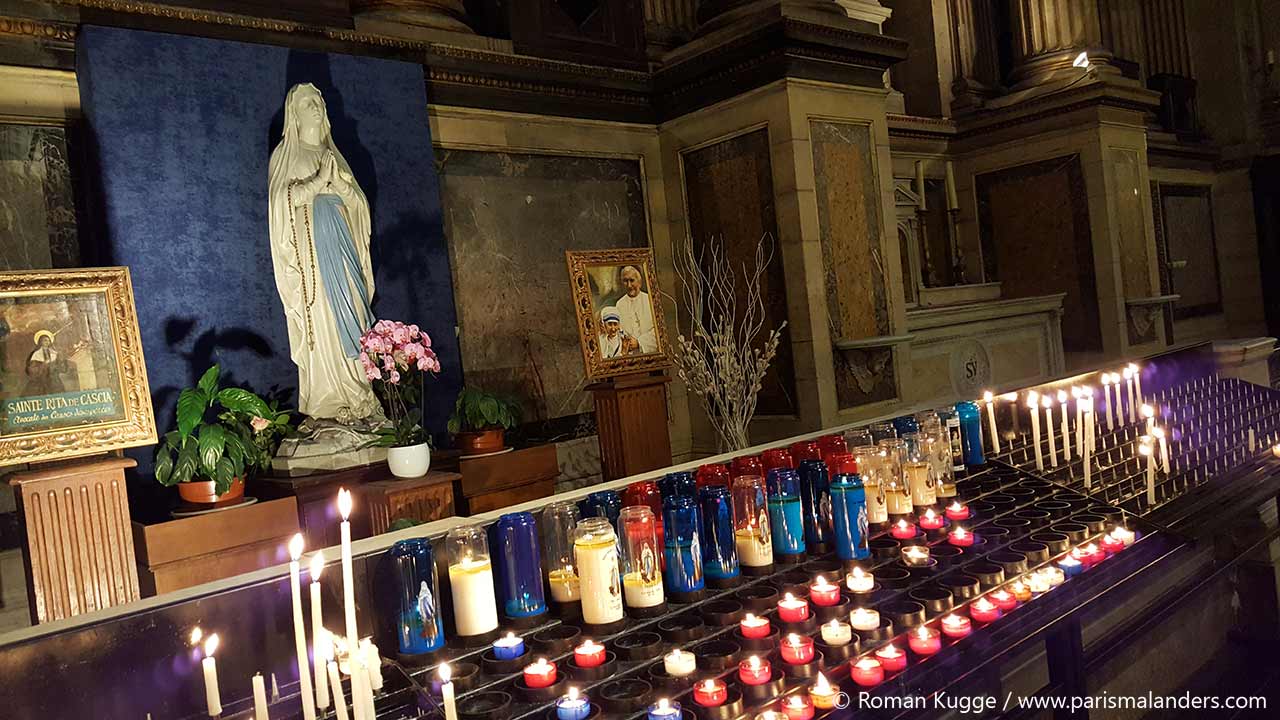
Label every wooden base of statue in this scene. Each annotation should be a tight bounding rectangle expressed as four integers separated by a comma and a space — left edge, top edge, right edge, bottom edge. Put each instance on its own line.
8, 455, 141, 625
588, 372, 673, 482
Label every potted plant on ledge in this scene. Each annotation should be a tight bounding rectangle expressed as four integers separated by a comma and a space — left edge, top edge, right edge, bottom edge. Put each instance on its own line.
448, 387, 522, 456
155, 364, 292, 506
359, 319, 442, 478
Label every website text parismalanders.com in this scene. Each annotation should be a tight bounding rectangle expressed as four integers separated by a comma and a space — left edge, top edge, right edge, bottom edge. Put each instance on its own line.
828, 690, 1269, 714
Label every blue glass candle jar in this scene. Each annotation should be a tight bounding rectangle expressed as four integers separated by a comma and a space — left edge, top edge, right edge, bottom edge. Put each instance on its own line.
389, 538, 445, 656
662, 494, 706, 602
697, 484, 740, 587
892, 414, 920, 436
579, 490, 622, 530
491, 512, 547, 621
797, 458, 833, 551
830, 470, 870, 561
765, 467, 806, 560
955, 401, 986, 467
658, 471, 697, 501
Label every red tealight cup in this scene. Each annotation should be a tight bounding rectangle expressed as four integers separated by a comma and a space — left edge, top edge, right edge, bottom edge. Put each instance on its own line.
940, 614, 972, 639
522, 658, 558, 688
692, 678, 728, 707
1100, 535, 1125, 555
945, 502, 970, 521
782, 693, 816, 720
1086, 544, 1108, 565
908, 626, 941, 656
809, 577, 841, 607
850, 657, 884, 687
573, 640, 606, 668
918, 509, 945, 531
968, 599, 1001, 624
891, 520, 918, 540
777, 594, 811, 623
738, 656, 772, 685
739, 613, 772, 639
947, 526, 975, 547
780, 633, 816, 665
988, 590, 1017, 612
874, 643, 908, 673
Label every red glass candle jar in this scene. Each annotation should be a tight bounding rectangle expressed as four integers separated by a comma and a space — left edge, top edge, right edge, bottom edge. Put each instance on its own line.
817, 434, 848, 462
782, 693, 816, 720
730, 455, 764, 479
762, 448, 795, 471
573, 640, 606, 668
738, 655, 772, 685
695, 463, 730, 489
987, 590, 1017, 612
692, 678, 728, 707
850, 657, 884, 687
809, 576, 841, 607
523, 658, 557, 688
891, 520, 918, 540
907, 626, 941, 656
780, 633, 816, 665
874, 644, 907, 673
777, 593, 810, 623
948, 526, 975, 547
790, 441, 822, 464
968, 598, 1001, 624
739, 613, 772, 639
918, 509, 945, 531
945, 502, 970, 521
940, 614, 972, 639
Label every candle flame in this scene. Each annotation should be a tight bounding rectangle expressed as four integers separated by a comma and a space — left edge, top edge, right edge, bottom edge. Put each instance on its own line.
856, 657, 879, 669
789, 696, 805, 707
744, 612, 758, 623
787, 633, 801, 645
974, 598, 995, 610
1057, 390, 1068, 403
337, 488, 353, 520
703, 680, 715, 691
852, 566, 866, 578
1042, 395, 1053, 408
949, 501, 963, 511
943, 614, 961, 626
438, 663, 451, 683
190, 627, 203, 646
783, 592, 796, 602
1141, 404, 1154, 419
917, 626, 929, 639
1152, 426, 1165, 439
568, 687, 580, 701
310, 550, 325, 580
204, 633, 220, 657
896, 519, 908, 530
814, 672, 831, 691
658, 699, 670, 710
1001, 392, 1018, 402
983, 390, 993, 402
953, 526, 967, 537
1139, 444, 1153, 457
748, 655, 760, 669
289, 533, 305, 561
1123, 367, 1133, 379
1071, 386, 1081, 398
924, 509, 936, 520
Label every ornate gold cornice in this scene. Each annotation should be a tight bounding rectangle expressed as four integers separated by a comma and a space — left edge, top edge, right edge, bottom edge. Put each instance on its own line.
0, 16, 77, 42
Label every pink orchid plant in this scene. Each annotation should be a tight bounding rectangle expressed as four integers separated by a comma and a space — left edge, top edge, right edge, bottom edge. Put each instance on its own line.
358, 320, 441, 447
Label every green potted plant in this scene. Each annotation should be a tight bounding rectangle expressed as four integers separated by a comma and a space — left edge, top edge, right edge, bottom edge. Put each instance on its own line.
154, 364, 292, 505
448, 387, 522, 455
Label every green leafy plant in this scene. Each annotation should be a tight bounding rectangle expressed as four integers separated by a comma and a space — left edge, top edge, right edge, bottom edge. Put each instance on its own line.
447, 387, 523, 434
154, 365, 294, 495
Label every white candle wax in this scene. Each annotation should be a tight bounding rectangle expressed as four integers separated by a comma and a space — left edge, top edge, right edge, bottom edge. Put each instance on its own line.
1083, 404, 1093, 492
1028, 395, 1043, 471
288, 536, 317, 720
821, 620, 852, 646
1157, 431, 1170, 473
311, 553, 329, 710
548, 567, 581, 602
439, 665, 459, 720
1058, 391, 1071, 462
983, 392, 1000, 453
338, 489, 360, 659
664, 649, 696, 677
1044, 400, 1058, 468
623, 571, 665, 608
1131, 364, 1144, 406
1141, 443, 1156, 504
575, 533, 623, 625
1073, 388, 1084, 456
735, 527, 773, 567
1125, 369, 1137, 423
1103, 376, 1116, 431
362, 639, 384, 691
449, 558, 500, 636
359, 662, 377, 719
253, 673, 270, 720
349, 656, 368, 720
849, 607, 881, 631
846, 568, 874, 593
202, 635, 221, 717
327, 661, 350, 720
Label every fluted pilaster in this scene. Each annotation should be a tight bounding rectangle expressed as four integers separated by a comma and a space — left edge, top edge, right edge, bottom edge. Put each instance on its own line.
645, 0, 698, 54
1007, 0, 1115, 89
1141, 0, 1191, 78
949, 0, 1002, 109
1099, 0, 1146, 69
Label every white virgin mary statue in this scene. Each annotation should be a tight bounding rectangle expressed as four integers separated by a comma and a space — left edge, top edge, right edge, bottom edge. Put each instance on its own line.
268, 83, 381, 424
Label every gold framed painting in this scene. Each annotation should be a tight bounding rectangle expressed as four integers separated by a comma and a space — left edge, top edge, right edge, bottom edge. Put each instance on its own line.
0, 267, 156, 464
566, 248, 670, 380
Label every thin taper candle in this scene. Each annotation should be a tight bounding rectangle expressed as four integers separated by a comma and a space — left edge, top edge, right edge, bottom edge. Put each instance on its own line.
327, 659, 349, 720
1028, 392, 1043, 471
288, 535, 317, 720
338, 489, 360, 670
202, 634, 221, 717
1043, 396, 1057, 468
253, 673, 270, 720
1058, 390, 1071, 462
983, 391, 1000, 453
311, 552, 330, 710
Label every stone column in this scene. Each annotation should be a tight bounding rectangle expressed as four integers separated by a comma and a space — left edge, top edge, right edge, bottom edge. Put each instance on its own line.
949, 0, 1002, 111
1142, 0, 1192, 77
350, 0, 471, 33
1099, 0, 1146, 69
1007, 0, 1116, 89
645, 0, 699, 57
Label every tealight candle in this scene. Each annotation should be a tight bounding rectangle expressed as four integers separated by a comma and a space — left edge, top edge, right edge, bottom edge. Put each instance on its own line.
891, 519, 918, 539
782, 693, 816, 720
1059, 556, 1084, 577
969, 598, 1001, 624
811, 673, 839, 709
908, 626, 941, 656
874, 643, 907, 673
523, 658, 557, 688
574, 639, 606, 668
850, 657, 884, 686
1111, 526, 1136, 547
740, 612, 772, 638
948, 526, 975, 547
809, 575, 841, 607
918, 509, 945, 531
1086, 543, 1107, 565
663, 648, 696, 677
1101, 534, 1125, 555
780, 633, 816, 665
692, 678, 728, 707
849, 607, 881, 631
988, 590, 1017, 611
739, 655, 772, 685
647, 699, 681, 720
940, 614, 972, 639
1009, 581, 1031, 602
777, 593, 811, 623
820, 619, 852, 646
901, 545, 931, 566
1039, 566, 1065, 587
493, 633, 525, 661
555, 687, 590, 720
846, 567, 875, 594
945, 501, 970, 521
1027, 573, 1051, 594
1071, 545, 1096, 566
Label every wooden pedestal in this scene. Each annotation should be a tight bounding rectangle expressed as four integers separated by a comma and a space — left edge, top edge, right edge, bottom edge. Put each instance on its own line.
8, 456, 141, 624
363, 472, 458, 534
455, 444, 559, 515
588, 372, 672, 482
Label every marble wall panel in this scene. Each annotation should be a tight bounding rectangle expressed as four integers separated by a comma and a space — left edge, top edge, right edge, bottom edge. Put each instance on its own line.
0, 124, 78, 271
1159, 185, 1221, 320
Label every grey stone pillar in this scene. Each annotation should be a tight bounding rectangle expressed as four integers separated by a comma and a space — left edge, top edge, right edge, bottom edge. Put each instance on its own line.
1007, 0, 1116, 89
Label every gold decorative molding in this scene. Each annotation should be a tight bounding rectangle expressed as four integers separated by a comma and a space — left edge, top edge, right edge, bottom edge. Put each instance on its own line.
0, 16, 77, 42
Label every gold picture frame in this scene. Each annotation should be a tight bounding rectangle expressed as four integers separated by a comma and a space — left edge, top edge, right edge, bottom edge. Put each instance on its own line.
0, 267, 156, 464
566, 248, 670, 381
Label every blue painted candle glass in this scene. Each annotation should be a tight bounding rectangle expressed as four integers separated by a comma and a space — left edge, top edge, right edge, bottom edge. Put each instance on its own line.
830, 470, 871, 561
389, 538, 445, 655
647, 699, 682, 720
579, 489, 622, 530
659, 471, 697, 501
955, 400, 986, 466
765, 467, 806, 557
491, 512, 547, 619
892, 414, 920, 436
662, 494, 705, 596
797, 459, 833, 548
555, 690, 591, 720
697, 484, 740, 582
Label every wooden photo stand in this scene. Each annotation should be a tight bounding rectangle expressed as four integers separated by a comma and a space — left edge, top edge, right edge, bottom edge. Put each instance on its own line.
588, 372, 672, 482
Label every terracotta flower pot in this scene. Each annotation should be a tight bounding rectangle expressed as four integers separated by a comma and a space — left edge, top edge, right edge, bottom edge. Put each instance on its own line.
455, 428, 505, 455
177, 477, 245, 507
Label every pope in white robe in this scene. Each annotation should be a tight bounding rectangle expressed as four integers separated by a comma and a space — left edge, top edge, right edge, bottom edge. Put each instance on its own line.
615, 265, 657, 354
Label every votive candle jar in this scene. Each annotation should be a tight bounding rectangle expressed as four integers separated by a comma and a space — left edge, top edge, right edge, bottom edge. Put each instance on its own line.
574, 517, 623, 625
492, 511, 547, 620
798, 458, 834, 548
766, 468, 807, 556
830, 471, 870, 561
698, 484, 741, 582
663, 495, 705, 597
446, 525, 500, 637
850, 657, 884, 686
619, 506, 665, 610
732, 475, 774, 569
543, 501, 582, 603
389, 538, 445, 655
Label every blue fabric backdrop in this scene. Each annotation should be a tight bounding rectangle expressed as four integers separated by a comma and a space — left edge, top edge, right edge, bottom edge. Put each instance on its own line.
76, 26, 460, 509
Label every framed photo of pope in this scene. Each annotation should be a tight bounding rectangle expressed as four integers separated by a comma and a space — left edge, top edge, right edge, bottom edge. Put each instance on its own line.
566, 248, 670, 381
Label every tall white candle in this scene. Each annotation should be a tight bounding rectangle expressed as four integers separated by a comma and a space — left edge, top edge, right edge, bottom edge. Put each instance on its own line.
327, 660, 350, 720
1123, 367, 1137, 423
358, 663, 377, 719
1142, 404, 1155, 434
448, 557, 500, 635
337, 489, 360, 658
1072, 387, 1084, 456
362, 640, 383, 691
1043, 397, 1058, 468
253, 673, 270, 720
1057, 390, 1071, 462
1130, 363, 1144, 407
1153, 427, 1170, 472
288, 535, 318, 720
1103, 375, 1116, 431
202, 634, 222, 717
1028, 393, 1043, 471
1140, 441, 1156, 505
983, 391, 1000, 453
310, 553, 329, 710
439, 664, 459, 720
1082, 399, 1093, 492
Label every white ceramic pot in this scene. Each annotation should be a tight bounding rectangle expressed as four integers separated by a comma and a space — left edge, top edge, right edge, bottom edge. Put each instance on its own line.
387, 442, 431, 478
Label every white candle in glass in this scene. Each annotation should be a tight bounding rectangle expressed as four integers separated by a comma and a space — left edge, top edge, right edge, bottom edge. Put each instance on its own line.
1057, 390, 1071, 462
849, 607, 881, 631
1028, 392, 1043, 471
202, 634, 222, 717
846, 566, 874, 593
449, 555, 500, 636
820, 620, 852, 646
439, 664, 458, 720
253, 673, 270, 720
327, 659, 350, 720
1043, 396, 1058, 468
310, 552, 329, 710
288, 535, 318, 720
983, 391, 1000, 453
664, 648, 696, 677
